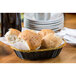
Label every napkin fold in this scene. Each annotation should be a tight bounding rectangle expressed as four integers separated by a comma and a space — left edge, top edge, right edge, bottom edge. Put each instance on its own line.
56, 27, 76, 45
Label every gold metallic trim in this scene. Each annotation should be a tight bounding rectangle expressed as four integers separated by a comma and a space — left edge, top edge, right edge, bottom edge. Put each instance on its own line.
11, 40, 66, 52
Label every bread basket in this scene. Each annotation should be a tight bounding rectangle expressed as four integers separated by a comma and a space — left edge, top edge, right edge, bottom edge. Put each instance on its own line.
11, 39, 66, 60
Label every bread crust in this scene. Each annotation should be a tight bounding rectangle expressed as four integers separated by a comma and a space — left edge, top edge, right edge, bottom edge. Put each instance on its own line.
18, 30, 42, 50
41, 33, 62, 48
5, 28, 21, 43
9, 28, 21, 36
38, 29, 55, 38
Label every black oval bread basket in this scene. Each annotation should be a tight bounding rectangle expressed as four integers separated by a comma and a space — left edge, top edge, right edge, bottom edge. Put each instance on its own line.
11, 40, 66, 60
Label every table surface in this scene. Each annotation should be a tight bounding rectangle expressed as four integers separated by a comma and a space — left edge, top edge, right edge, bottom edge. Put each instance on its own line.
0, 13, 76, 63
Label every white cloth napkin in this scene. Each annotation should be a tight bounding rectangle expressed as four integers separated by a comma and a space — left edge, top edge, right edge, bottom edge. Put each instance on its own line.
56, 27, 76, 45
0, 37, 30, 50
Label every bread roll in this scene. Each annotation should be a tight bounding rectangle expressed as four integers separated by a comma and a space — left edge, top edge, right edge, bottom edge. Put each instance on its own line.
5, 28, 21, 43
41, 33, 62, 48
18, 30, 42, 50
38, 29, 55, 38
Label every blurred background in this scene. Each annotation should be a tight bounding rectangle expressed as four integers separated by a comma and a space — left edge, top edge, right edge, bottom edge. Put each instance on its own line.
21, 13, 76, 29
64, 13, 76, 29
0, 13, 76, 36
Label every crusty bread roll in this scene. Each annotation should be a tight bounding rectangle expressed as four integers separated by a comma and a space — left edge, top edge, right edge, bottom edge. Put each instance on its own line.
41, 33, 62, 48
18, 30, 42, 50
5, 28, 21, 43
38, 29, 55, 38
